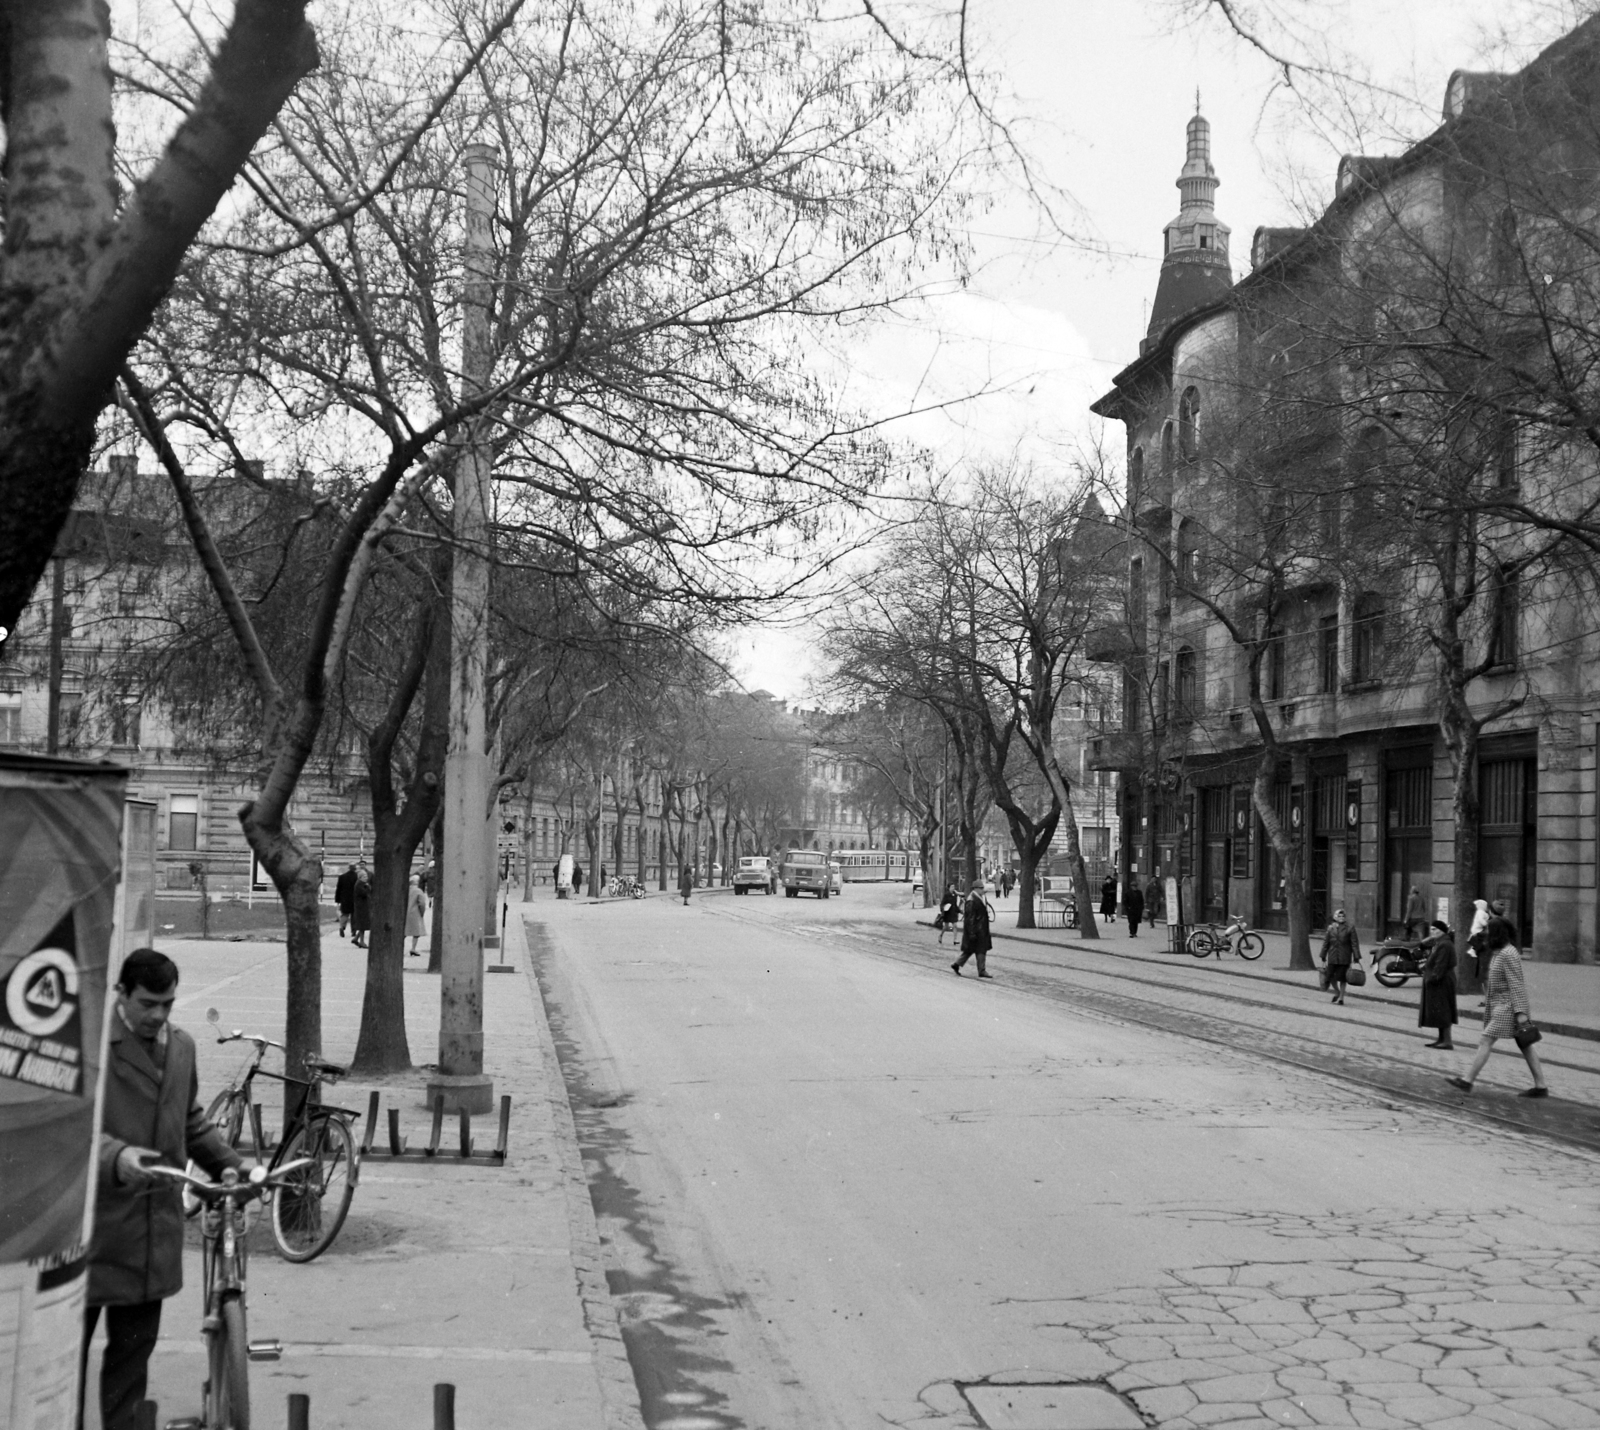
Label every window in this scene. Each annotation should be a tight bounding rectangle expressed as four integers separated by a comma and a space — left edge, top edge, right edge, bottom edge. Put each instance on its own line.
0, 694, 19, 745
58, 667, 84, 747
1179, 387, 1201, 457
1493, 206, 1520, 286
1129, 446, 1145, 490
1174, 647, 1197, 722
110, 696, 141, 748
1156, 660, 1171, 727
1129, 558, 1146, 639
1488, 563, 1519, 667
117, 582, 139, 616
1265, 628, 1287, 700
169, 794, 200, 851
1176, 518, 1201, 590
1352, 597, 1384, 682
1494, 419, 1520, 493
1316, 488, 1342, 548
1319, 615, 1339, 693
1161, 422, 1176, 477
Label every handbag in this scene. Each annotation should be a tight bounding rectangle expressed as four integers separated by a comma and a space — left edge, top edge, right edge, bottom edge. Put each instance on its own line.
1318, 963, 1330, 990
1346, 963, 1367, 988
1513, 1021, 1542, 1049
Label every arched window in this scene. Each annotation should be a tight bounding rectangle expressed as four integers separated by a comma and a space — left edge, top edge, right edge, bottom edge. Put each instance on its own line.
1352, 595, 1385, 682
1493, 206, 1520, 286
1129, 446, 1145, 490
1179, 387, 1201, 457
1161, 421, 1176, 477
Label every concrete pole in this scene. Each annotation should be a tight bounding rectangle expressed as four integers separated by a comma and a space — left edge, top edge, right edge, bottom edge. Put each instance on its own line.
430, 142, 497, 1115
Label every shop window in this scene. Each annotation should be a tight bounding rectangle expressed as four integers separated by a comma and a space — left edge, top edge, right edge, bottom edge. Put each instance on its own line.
169, 794, 200, 852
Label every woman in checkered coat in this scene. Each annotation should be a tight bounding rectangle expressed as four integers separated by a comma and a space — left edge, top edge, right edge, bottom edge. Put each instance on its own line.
1449, 917, 1549, 1098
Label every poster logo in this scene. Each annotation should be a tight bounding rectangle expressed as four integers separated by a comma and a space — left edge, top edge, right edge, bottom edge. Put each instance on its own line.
0, 913, 84, 1095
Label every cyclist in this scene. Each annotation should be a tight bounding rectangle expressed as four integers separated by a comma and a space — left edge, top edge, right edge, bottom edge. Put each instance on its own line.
82, 948, 243, 1430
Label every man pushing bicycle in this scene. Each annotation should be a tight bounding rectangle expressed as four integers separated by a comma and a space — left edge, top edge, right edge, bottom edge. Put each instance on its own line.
81, 948, 243, 1430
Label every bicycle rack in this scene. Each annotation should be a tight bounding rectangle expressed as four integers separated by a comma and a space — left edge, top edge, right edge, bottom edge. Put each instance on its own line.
145, 1383, 463, 1429
357, 1090, 512, 1164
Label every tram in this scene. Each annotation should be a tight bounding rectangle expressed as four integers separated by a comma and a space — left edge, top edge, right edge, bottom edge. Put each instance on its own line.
833, 849, 913, 883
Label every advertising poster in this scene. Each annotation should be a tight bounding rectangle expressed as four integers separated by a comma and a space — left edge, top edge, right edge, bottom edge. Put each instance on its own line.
0, 756, 128, 1430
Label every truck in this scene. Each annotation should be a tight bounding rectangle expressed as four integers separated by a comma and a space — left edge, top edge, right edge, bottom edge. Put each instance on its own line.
733, 855, 776, 895
780, 849, 830, 899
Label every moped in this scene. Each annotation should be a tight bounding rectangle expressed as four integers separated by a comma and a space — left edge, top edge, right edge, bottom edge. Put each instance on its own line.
1371, 937, 1428, 988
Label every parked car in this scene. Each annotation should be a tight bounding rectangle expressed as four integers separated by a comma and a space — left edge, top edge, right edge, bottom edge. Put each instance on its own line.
911, 866, 924, 893
733, 856, 776, 895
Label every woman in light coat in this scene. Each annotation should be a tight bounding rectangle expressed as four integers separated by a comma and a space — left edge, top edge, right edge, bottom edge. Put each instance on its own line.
406, 875, 428, 957
1450, 918, 1548, 1097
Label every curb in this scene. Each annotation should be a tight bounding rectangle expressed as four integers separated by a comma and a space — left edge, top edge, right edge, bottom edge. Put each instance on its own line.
507, 912, 647, 1430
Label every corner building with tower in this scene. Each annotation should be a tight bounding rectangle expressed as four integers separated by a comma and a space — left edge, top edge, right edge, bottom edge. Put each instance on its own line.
1088, 25, 1600, 964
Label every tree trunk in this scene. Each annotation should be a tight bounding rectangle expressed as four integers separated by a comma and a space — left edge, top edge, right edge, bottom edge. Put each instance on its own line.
240, 813, 322, 1121
1444, 696, 1486, 994
521, 785, 536, 901
353, 823, 413, 1073
427, 808, 445, 973
1253, 747, 1313, 969
1057, 796, 1100, 940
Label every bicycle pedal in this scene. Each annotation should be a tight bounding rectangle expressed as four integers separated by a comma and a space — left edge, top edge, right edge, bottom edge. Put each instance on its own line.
248, 1338, 283, 1361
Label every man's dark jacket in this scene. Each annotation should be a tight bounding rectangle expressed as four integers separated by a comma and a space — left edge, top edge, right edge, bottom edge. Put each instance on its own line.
91, 1018, 240, 1306
334, 866, 357, 913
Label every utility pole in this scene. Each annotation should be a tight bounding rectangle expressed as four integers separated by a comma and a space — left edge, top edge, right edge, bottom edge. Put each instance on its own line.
430, 142, 497, 1116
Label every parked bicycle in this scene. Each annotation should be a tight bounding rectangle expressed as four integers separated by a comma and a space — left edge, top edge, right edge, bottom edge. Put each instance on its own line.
606, 874, 645, 899
1185, 914, 1265, 960
149, 1158, 312, 1430
201, 1008, 359, 1262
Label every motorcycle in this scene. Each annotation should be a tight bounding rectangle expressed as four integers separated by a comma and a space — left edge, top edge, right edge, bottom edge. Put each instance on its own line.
1371, 937, 1428, 988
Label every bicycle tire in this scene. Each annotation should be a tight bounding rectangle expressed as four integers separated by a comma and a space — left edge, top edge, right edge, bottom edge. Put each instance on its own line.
271, 1114, 356, 1263
210, 1293, 250, 1430
205, 1088, 247, 1151
1236, 932, 1265, 960
1186, 927, 1217, 957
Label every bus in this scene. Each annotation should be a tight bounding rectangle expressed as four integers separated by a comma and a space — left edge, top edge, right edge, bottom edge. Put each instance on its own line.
833, 850, 913, 883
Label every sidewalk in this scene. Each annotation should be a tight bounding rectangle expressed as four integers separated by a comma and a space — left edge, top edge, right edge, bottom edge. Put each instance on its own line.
97, 906, 643, 1430
938, 896, 1600, 1039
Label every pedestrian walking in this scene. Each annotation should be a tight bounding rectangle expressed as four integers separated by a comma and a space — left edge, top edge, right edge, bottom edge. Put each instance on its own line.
334, 862, 357, 938
1123, 881, 1144, 938
1465, 897, 1491, 974
934, 884, 961, 945
350, 860, 372, 948
1450, 918, 1549, 1097
1403, 884, 1427, 940
572, 863, 583, 896
1144, 876, 1163, 928
679, 864, 693, 905
951, 882, 993, 978
1002, 869, 1015, 898
1099, 873, 1117, 921
83, 949, 242, 1430
1319, 907, 1360, 1005
406, 875, 428, 957
1418, 920, 1458, 1048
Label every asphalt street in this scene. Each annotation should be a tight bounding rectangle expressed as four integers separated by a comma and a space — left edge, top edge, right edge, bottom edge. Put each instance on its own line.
533, 883, 1600, 1430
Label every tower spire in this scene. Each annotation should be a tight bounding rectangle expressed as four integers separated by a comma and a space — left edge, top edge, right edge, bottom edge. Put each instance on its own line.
1144, 104, 1233, 346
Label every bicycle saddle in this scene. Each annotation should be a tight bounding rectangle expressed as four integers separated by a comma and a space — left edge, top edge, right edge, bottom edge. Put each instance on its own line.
304, 1055, 347, 1078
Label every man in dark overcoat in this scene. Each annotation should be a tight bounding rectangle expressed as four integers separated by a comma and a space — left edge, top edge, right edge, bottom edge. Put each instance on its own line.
952, 882, 993, 978
1123, 881, 1145, 938
84, 948, 241, 1430
333, 861, 357, 937
1099, 873, 1118, 921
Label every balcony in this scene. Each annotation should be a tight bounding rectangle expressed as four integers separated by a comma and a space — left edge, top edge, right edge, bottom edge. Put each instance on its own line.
1085, 624, 1138, 664
1086, 729, 1148, 771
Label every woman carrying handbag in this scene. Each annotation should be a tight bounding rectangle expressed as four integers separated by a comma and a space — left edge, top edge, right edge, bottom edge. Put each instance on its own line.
1449, 917, 1549, 1097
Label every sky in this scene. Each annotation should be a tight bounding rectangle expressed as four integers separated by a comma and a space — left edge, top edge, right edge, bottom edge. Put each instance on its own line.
731, 0, 1575, 701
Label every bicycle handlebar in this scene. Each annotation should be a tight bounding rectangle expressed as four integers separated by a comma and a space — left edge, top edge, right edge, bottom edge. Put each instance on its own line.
146, 1160, 313, 1201
217, 1030, 285, 1052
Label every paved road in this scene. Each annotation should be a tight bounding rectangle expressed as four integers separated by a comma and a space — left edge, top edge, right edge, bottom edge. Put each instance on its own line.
532, 885, 1600, 1430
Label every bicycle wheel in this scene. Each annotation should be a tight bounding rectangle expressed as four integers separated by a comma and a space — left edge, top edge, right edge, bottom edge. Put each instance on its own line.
1186, 927, 1217, 957
271, 1114, 357, 1263
208, 1293, 251, 1430
1235, 932, 1265, 961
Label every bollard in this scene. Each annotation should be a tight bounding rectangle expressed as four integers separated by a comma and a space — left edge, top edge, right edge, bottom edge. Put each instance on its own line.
134, 1400, 157, 1430
458, 1107, 472, 1158
361, 1089, 380, 1154
387, 1106, 406, 1155
433, 1382, 456, 1430
493, 1094, 511, 1160
287, 1392, 311, 1430
425, 1094, 444, 1156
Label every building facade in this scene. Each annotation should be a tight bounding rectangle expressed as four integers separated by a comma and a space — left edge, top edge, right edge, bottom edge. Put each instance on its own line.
1091, 29, 1600, 962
